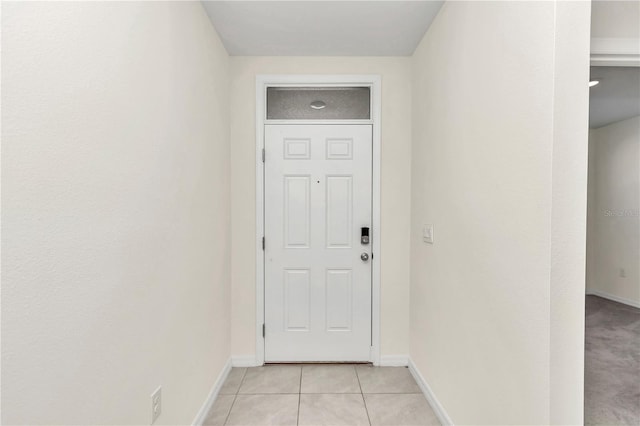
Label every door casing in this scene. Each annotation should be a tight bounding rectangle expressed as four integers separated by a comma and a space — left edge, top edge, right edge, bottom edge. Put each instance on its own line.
255, 74, 382, 366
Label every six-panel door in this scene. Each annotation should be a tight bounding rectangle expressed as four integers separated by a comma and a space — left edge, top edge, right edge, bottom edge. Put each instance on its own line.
264, 124, 373, 362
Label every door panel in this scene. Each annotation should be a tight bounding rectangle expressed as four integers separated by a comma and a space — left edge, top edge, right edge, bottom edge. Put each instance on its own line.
283, 176, 310, 248
264, 124, 372, 362
326, 269, 353, 331
326, 176, 353, 248
284, 269, 310, 331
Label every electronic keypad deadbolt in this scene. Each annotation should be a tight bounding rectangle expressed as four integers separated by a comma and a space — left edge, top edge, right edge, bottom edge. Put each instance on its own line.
361, 227, 370, 245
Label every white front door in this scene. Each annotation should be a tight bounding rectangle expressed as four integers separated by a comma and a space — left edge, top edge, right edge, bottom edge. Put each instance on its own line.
264, 124, 373, 362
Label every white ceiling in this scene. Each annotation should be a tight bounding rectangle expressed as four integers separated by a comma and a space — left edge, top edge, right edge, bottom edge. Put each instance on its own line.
201, 1, 444, 56
589, 66, 640, 129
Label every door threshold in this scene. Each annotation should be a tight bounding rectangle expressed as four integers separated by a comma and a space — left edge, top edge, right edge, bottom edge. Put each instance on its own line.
264, 361, 372, 365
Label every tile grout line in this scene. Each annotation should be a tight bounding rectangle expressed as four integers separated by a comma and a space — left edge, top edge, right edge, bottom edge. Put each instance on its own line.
355, 365, 372, 426
297, 366, 303, 426
223, 368, 248, 426
225, 365, 428, 425
222, 393, 238, 425
234, 392, 306, 395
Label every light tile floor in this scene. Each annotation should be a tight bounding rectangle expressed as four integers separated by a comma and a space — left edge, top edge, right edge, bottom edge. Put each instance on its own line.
203, 365, 441, 426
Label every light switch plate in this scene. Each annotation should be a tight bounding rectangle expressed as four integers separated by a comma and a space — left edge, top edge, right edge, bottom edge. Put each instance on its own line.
423, 224, 434, 244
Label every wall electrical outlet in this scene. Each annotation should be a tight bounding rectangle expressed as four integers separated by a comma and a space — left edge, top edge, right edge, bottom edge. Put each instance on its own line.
151, 386, 162, 424
620, 268, 626, 278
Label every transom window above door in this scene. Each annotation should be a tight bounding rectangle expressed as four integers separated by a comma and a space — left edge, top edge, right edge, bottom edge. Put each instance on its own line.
266, 87, 371, 120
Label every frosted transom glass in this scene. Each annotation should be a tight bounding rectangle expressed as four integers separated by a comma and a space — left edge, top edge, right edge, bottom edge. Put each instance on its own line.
267, 87, 371, 120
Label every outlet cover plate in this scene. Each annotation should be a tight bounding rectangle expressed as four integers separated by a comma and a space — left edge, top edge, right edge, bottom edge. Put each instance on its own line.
151, 386, 162, 424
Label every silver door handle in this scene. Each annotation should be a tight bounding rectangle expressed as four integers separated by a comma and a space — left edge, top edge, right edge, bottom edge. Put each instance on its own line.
361, 253, 369, 262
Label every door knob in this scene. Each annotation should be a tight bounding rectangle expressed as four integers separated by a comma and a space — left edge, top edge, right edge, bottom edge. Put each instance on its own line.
361, 253, 369, 262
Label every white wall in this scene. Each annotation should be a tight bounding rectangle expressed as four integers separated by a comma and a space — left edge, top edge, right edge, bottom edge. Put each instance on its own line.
587, 116, 640, 306
549, 3, 592, 421
591, 0, 640, 39
1, 2, 230, 424
410, 1, 590, 424
229, 57, 412, 360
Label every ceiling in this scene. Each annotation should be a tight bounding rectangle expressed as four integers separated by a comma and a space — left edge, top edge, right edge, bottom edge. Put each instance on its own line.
201, 1, 444, 56
589, 66, 640, 129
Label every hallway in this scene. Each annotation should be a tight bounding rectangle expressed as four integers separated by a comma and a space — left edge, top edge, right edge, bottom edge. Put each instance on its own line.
0, 1, 606, 424
203, 365, 439, 426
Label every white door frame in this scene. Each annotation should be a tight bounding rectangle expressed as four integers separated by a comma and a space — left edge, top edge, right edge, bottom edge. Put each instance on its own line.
255, 74, 382, 366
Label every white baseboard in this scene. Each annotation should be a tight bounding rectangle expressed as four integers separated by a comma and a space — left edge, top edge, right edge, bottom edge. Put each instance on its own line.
231, 355, 261, 367
378, 355, 409, 367
587, 290, 640, 309
408, 358, 454, 426
192, 358, 232, 426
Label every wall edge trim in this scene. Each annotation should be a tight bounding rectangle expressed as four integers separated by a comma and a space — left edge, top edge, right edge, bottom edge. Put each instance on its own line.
378, 355, 409, 366
408, 357, 454, 426
590, 37, 640, 66
231, 356, 261, 367
192, 358, 233, 425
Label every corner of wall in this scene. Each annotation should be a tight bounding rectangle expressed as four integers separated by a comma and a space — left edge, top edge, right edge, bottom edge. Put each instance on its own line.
549, 0, 592, 424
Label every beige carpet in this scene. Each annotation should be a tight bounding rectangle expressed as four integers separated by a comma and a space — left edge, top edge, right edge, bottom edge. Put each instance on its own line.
585, 295, 640, 425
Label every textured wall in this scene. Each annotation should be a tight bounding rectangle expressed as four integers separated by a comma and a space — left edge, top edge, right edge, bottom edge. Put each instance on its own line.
410, 1, 590, 424
1, 2, 230, 424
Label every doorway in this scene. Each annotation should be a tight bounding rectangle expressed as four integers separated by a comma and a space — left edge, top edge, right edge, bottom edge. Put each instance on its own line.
584, 65, 640, 425
255, 76, 382, 364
